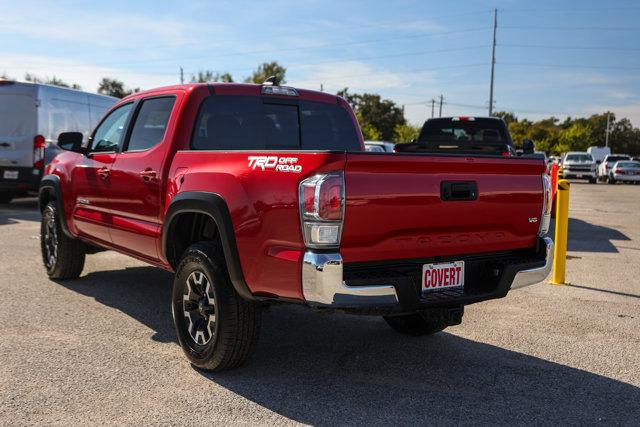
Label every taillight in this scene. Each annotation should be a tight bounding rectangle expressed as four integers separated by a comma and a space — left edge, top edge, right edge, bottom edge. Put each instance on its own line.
33, 135, 45, 169
614, 169, 624, 174
299, 172, 344, 248
538, 173, 552, 237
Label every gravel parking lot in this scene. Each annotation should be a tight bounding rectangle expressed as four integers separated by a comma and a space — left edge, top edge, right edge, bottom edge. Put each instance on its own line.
0, 182, 639, 425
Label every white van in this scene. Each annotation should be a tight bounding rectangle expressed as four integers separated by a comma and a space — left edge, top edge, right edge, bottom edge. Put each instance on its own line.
0, 80, 116, 203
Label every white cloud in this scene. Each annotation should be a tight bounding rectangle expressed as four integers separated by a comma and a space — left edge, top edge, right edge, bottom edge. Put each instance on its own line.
290, 61, 438, 92
0, 4, 222, 49
0, 54, 176, 93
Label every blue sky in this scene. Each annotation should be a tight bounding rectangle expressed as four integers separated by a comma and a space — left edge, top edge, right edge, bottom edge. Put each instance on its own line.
1, 0, 639, 126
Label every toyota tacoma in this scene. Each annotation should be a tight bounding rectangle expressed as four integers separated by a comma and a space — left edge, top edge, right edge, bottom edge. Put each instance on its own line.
39, 82, 554, 371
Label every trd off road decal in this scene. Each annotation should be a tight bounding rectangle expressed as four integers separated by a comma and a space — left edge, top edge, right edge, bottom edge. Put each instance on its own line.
247, 156, 302, 173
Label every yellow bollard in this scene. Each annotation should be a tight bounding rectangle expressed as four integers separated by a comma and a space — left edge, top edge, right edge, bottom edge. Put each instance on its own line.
550, 179, 570, 285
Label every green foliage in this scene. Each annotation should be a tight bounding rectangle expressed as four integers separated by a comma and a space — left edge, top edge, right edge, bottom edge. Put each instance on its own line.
357, 112, 382, 140
244, 61, 286, 84
24, 73, 82, 90
97, 78, 139, 98
393, 123, 420, 144
191, 70, 234, 83
494, 111, 640, 156
338, 88, 406, 141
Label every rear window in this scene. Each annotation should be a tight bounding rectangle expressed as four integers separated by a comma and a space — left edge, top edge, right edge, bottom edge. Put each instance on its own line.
418, 118, 510, 146
0, 93, 35, 137
617, 162, 640, 168
565, 154, 593, 162
607, 156, 630, 163
191, 96, 360, 151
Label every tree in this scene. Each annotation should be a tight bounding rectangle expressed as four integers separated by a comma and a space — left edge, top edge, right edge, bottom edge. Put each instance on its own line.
97, 78, 139, 98
191, 70, 234, 83
393, 124, 420, 143
500, 111, 640, 156
244, 61, 286, 84
24, 73, 81, 90
338, 88, 406, 141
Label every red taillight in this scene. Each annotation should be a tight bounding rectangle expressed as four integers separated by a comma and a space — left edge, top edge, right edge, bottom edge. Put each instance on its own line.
299, 172, 344, 248
318, 175, 343, 220
500, 151, 510, 157
33, 134, 45, 169
614, 169, 624, 174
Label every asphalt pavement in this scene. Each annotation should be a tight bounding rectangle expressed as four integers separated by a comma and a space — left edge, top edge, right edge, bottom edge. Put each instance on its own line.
0, 182, 639, 425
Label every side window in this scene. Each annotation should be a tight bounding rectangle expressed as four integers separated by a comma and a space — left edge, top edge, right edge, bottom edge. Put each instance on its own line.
91, 103, 133, 153
126, 97, 175, 152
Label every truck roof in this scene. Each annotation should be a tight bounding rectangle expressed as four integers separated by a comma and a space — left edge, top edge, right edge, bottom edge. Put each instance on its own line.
0, 79, 117, 100
122, 82, 341, 105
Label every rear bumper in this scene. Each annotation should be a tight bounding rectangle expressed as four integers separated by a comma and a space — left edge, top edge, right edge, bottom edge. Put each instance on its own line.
0, 166, 42, 193
612, 174, 640, 181
302, 237, 553, 311
563, 171, 596, 179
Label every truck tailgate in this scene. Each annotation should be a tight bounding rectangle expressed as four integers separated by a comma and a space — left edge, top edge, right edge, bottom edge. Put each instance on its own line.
341, 153, 546, 263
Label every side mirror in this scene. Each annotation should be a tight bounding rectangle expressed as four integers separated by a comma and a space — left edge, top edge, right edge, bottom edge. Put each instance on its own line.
57, 132, 85, 153
522, 139, 534, 155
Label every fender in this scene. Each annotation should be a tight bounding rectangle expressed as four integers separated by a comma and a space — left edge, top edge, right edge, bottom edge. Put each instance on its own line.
162, 191, 255, 301
38, 174, 73, 238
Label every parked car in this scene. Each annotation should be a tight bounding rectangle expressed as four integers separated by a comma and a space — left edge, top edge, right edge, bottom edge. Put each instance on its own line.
598, 154, 631, 182
364, 140, 395, 152
561, 152, 597, 183
40, 82, 553, 371
608, 160, 640, 184
0, 79, 116, 203
395, 117, 517, 156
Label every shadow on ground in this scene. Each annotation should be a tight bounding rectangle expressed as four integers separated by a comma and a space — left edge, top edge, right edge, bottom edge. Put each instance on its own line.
549, 217, 629, 253
56, 265, 640, 425
0, 198, 40, 226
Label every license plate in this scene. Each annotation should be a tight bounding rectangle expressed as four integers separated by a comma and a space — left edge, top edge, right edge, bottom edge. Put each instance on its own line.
576, 174, 583, 178
422, 261, 464, 292
3, 170, 18, 180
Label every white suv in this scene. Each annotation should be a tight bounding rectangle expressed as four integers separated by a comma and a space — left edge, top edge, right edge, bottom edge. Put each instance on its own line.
561, 152, 597, 184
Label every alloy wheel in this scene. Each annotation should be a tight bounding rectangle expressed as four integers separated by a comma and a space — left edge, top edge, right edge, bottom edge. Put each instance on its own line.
182, 271, 217, 345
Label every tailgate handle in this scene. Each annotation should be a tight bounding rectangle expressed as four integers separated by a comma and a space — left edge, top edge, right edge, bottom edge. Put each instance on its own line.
441, 181, 478, 201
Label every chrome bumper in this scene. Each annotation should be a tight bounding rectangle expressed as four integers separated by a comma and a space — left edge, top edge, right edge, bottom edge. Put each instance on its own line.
301, 237, 554, 307
302, 252, 398, 307
510, 237, 554, 289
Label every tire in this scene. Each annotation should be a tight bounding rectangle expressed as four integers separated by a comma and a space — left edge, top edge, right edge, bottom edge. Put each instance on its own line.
589, 177, 597, 184
383, 312, 448, 336
172, 241, 261, 371
40, 202, 85, 279
608, 176, 616, 185
0, 193, 13, 204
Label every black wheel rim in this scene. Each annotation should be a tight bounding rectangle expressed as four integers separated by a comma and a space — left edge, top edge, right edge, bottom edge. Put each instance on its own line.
43, 210, 58, 269
182, 270, 217, 346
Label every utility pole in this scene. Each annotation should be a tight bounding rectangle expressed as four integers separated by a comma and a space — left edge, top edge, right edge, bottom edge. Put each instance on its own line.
430, 99, 435, 118
438, 94, 444, 118
488, 8, 497, 116
605, 112, 611, 147
180, 67, 184, 85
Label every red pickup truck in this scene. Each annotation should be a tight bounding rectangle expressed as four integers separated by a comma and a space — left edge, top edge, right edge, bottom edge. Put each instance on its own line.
39, 82, 554, 371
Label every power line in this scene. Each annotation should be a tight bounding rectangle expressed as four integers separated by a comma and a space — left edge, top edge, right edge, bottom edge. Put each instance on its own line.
501, 25, 640, 31
500, 61, 640, 71
500, 43, 640, 52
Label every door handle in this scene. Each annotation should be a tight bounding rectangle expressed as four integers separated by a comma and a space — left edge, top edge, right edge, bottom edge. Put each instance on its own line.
97, 167, 109, 179
139, 169, 157, 182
